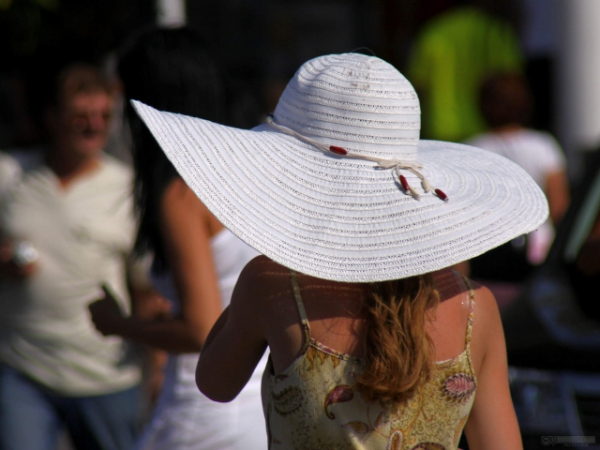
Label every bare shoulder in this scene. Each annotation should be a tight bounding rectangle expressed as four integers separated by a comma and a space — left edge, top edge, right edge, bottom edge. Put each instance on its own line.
229, 256, 293, 333
159, 178, 223, 237
238, 256, 288, 283
433, 270, 504, 374
162, 177, 196, 200
433, 268, 468, 302
239, 255, 286, 276
233, 256, 291, 304
469, 279, 501, 326
161, 178, 206, 212
467, 279, 505, 375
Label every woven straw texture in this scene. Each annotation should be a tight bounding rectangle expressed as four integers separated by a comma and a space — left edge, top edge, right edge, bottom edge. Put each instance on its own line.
132, 53, 548, 282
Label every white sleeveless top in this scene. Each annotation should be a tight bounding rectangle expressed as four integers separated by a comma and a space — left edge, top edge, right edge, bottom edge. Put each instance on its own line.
137, 229, 268, 450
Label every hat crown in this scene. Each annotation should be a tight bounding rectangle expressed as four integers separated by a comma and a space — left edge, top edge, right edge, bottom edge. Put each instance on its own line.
273, 53, 421, 160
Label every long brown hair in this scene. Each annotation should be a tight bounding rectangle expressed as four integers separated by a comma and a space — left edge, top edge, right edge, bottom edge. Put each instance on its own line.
356, 274, 439, 404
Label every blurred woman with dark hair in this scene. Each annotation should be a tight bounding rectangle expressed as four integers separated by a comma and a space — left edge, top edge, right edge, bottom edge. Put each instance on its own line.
88, 27, 267, 449
467, 73, 570, 278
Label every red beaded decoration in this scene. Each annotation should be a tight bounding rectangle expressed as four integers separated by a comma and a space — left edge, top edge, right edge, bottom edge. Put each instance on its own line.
329, 146, 348, 156
266, 113, 449, 202
399, 175, 410, 192
435, 188, 449, 202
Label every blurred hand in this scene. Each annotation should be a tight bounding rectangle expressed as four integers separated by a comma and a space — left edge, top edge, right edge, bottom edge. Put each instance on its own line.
131, 288, 173, 320
0, 238, 38, 279
88, 284, 126, 336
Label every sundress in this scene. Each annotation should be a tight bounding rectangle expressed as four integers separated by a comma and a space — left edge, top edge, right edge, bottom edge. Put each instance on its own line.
261, 271, 477, 449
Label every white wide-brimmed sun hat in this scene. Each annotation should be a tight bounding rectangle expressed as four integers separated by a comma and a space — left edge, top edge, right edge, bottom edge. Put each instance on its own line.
132, 53, 548, 282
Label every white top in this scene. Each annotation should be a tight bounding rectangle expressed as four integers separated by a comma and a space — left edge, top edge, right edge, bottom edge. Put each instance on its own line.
0, 151, 21, 199
151, 229, 262, 397
0, 155, 145, 395
466, 129, 566, 188
137, 229, 267, 450
466, 129, 566, 263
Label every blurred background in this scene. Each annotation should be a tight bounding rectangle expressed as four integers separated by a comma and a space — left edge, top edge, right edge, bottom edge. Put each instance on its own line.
1, 0, 598, 180
2, 0, 600, 448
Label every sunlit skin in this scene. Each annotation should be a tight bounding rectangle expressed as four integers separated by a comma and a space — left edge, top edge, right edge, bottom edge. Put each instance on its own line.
194, 257, 524, 450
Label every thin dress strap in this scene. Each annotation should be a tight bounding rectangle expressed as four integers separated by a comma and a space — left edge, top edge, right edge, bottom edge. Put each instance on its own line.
460, 274, 476, 351
290, 270, 311, 346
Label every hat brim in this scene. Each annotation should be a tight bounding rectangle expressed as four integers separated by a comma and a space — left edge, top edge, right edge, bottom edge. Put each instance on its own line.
133, 100, 548, 282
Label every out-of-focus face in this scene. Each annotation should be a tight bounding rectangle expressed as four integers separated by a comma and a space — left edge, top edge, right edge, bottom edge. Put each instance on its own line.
54, 91, 114, 159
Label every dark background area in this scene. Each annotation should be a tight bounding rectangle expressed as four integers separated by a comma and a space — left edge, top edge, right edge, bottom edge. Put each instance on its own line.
0, 0, 553, 150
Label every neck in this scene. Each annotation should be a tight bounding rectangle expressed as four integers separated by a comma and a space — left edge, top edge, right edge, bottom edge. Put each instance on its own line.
46, 146, 101, 188
491, 123, 524, 134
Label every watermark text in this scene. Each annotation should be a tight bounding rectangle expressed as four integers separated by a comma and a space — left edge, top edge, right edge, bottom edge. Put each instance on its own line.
541, 436, 596, 447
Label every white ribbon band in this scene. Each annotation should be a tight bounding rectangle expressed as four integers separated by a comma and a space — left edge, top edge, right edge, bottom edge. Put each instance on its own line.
266, 115, 442, 201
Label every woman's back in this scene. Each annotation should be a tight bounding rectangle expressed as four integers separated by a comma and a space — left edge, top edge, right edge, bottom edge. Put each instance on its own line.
252, 257, 479, 449
141, 52, 531, 450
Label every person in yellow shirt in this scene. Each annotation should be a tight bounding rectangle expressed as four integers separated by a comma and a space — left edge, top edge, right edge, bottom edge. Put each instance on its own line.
407, 2, 524, 142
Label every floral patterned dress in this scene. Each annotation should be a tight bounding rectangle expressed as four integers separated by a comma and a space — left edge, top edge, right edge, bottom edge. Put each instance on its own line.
261, 271, 476, 449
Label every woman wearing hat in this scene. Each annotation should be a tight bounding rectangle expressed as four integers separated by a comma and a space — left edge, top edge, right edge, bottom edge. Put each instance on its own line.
133, 53, 541, 449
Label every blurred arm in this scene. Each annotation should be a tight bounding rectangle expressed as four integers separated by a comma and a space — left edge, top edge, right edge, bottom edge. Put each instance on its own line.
545, 169, 570, 227
89, 178, 223, 353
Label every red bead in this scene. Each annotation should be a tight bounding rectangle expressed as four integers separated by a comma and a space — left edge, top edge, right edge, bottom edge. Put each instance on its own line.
329, 146, 348, 155
399, 175, 410, 192
435, 188, 448, 202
